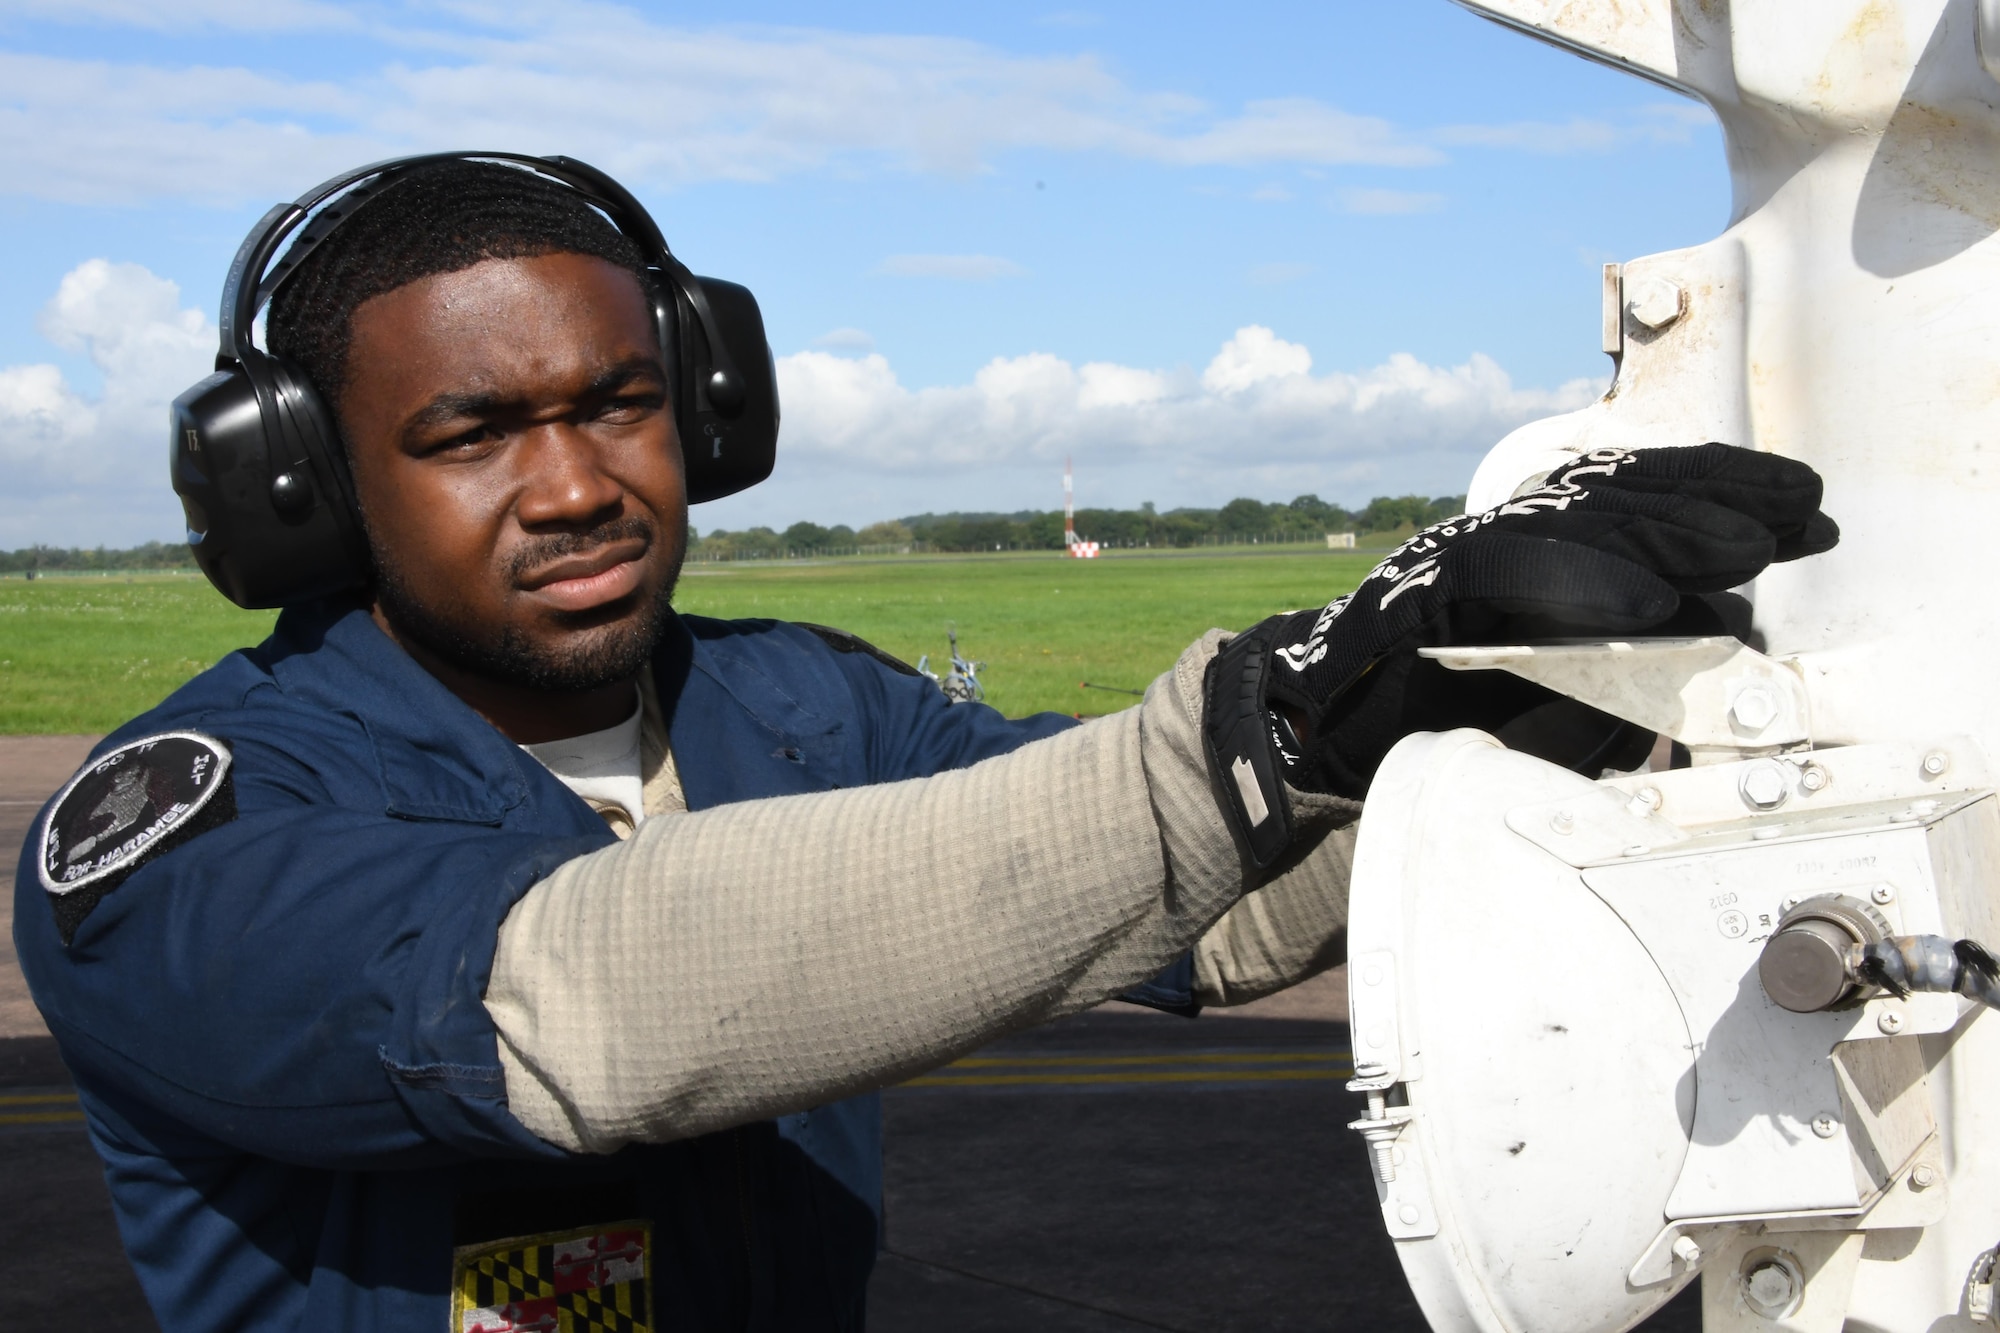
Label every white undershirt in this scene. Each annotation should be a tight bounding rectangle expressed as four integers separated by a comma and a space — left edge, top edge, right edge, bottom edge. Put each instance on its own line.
520, 699, 646, 830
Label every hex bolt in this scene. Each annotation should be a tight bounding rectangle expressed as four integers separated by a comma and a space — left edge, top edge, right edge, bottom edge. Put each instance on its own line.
1741, 762, 1790, 811
1911, 1164, 1938, 1190
1879, 1009, 1906, 1035
1744, 1256, 1803, 1318
1627, 277, 1685, 330
1872, 884, 1896, 906
1364, 1092, 1397, 1183
1812, 1112, 1841, 1139
1923, 750, 1950, 778
1730, 683, 1781, 735
1672, 1235, 1703, 1267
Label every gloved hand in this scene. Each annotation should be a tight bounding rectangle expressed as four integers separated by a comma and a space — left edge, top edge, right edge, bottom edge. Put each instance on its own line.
1204, 443, 1838, 871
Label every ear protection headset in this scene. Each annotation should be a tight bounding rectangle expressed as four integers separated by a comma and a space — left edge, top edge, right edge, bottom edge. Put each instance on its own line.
170, 151, 779, 609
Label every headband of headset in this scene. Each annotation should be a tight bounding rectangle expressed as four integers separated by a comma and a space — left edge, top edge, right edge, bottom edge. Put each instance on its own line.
171, 151, 779, 610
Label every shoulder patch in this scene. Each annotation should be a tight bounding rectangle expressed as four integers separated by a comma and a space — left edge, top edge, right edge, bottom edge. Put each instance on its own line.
39, 731, 236, 944
793, 622, 922, 678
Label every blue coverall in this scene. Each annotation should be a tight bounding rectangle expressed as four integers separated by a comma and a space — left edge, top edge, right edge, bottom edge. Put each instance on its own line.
15, 599, 1191, 1331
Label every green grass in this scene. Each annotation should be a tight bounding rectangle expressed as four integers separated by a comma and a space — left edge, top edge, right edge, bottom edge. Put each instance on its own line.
0, 550, 1372, 733
674, 548, 1372, 718
0, 574, 281, 734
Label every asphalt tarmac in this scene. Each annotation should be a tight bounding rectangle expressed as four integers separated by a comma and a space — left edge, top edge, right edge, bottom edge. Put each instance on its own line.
1, 737, 1702, 1331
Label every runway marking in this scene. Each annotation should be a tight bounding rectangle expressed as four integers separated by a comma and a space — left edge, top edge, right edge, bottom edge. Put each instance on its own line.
903, 1068, 1351, 1088
0, 1092, 78, 1106
0, 1096, 85, 1120
905, 1050, 1354, 1088
947, 1051, 1350, 1069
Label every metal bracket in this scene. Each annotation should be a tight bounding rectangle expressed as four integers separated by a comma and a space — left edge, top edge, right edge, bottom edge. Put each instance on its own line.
1421, 636, 1809, 756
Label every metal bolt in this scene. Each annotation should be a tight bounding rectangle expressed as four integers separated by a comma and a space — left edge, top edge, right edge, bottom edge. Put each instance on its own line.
1362, 965, 1383, 987
1911, 1163, 1938, 1190
1635, 786, 1663, 811
1627, 277, 1685, 330
1398, 1203, 1422, 1226
1730, 683, 1781, 735
1672, 1235, 1703, 1266
1872, 884, 1896, 906
1923, 750, 1950, 777
1800, 765, 1829, 793
1744, 1257, 1803, 1318
1362, 1090, 1397, 1184
1550, 809, 1576, 835
1741, 762, 1790, 811
1812, 1112, 1841, 1138
1879, 1009, 1906, 1035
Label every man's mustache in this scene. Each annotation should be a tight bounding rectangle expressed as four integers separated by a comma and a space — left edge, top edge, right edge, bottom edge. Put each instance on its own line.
506, 515, 656, 584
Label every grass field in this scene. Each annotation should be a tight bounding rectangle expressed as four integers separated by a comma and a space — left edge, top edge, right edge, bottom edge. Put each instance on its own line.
0, 550, 1372, 733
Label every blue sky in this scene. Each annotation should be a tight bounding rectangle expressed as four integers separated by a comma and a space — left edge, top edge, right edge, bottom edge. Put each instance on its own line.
0, 0, 1731, 546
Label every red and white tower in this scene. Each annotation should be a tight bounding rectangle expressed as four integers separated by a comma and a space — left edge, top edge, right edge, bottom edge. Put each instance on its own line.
1062, 458, 1098, 558
1063, 457, 1077, 548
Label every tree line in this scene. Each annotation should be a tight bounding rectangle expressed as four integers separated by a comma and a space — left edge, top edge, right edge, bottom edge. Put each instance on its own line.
1, 493, 1469, 572
692, 493, 1467, 558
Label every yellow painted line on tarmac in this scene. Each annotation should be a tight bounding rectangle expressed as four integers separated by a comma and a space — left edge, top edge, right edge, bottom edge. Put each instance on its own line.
904, 1068, 1351, 1088
0, 1096, 85, 1120
946, 1051, 1350, 1070
0, 1092, 78, 1107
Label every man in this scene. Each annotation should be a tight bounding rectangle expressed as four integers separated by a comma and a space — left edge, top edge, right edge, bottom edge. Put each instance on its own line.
16, 157, 1835, 1332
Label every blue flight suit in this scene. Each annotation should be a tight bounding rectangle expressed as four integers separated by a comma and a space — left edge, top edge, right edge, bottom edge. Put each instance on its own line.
15, 598, 1195, 1331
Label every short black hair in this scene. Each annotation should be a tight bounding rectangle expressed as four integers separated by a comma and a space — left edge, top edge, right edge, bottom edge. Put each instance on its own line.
267, 159, 651, 404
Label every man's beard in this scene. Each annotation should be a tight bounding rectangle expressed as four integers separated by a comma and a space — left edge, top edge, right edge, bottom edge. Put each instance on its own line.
372, 514, 683, 693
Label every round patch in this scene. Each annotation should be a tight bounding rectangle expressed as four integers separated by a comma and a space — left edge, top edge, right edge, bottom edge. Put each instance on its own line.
39, 732, 233, 896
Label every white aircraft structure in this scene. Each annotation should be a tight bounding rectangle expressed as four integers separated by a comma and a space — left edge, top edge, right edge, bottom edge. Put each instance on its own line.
1346, 2, 2000, 1329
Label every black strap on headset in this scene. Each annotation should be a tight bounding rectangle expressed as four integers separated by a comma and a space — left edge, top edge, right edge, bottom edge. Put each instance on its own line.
214, 151, 748, 413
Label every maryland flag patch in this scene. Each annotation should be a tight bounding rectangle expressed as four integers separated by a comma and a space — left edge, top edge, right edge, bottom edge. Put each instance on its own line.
450, 1221, 652, 1333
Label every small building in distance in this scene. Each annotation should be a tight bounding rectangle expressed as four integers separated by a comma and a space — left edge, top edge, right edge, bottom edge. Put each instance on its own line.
1325, 532, 1356, 550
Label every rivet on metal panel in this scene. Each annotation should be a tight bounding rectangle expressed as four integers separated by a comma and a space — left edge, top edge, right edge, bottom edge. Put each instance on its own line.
1550, 809, 1576, 835
1800, 763, 1829, 794
1811, 1113, 1841, 1139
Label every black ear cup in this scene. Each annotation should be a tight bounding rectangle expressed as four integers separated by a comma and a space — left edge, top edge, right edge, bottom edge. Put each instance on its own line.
678, 275, 778, 503
173, 151, 779, 609
171, 353, 370, 609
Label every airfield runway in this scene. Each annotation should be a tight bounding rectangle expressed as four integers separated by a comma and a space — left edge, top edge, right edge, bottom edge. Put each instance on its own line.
0, 737, 1699, 1331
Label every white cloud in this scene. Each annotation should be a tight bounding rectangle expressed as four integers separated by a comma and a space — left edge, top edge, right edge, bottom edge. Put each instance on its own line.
0, 9, 1442, 204
690, 328, 1604, 529
0, 261, 214, 544
872, 253, 1027, 281
762, 325, 1600, 484
0, 265, 1605, 543
811, 327, 876, 353
1339, 187, 1445, 215
1435, 103, 1713, 155
1247, 261, 1314, 287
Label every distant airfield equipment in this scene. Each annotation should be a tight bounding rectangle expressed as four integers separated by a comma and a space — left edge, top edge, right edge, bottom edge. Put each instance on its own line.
1063, 458, 1100, 558
917, 624, 985, 705
1345, 3, 2000, 1330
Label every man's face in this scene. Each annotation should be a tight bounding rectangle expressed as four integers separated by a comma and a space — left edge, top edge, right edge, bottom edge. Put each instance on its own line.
338, 252, 687, 693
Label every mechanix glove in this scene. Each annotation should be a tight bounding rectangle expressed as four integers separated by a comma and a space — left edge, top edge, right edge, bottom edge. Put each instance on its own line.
1203, 443, 1839, 872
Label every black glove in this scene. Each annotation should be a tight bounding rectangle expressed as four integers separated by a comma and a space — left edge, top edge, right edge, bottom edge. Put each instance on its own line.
1204, 443, 1838, 872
